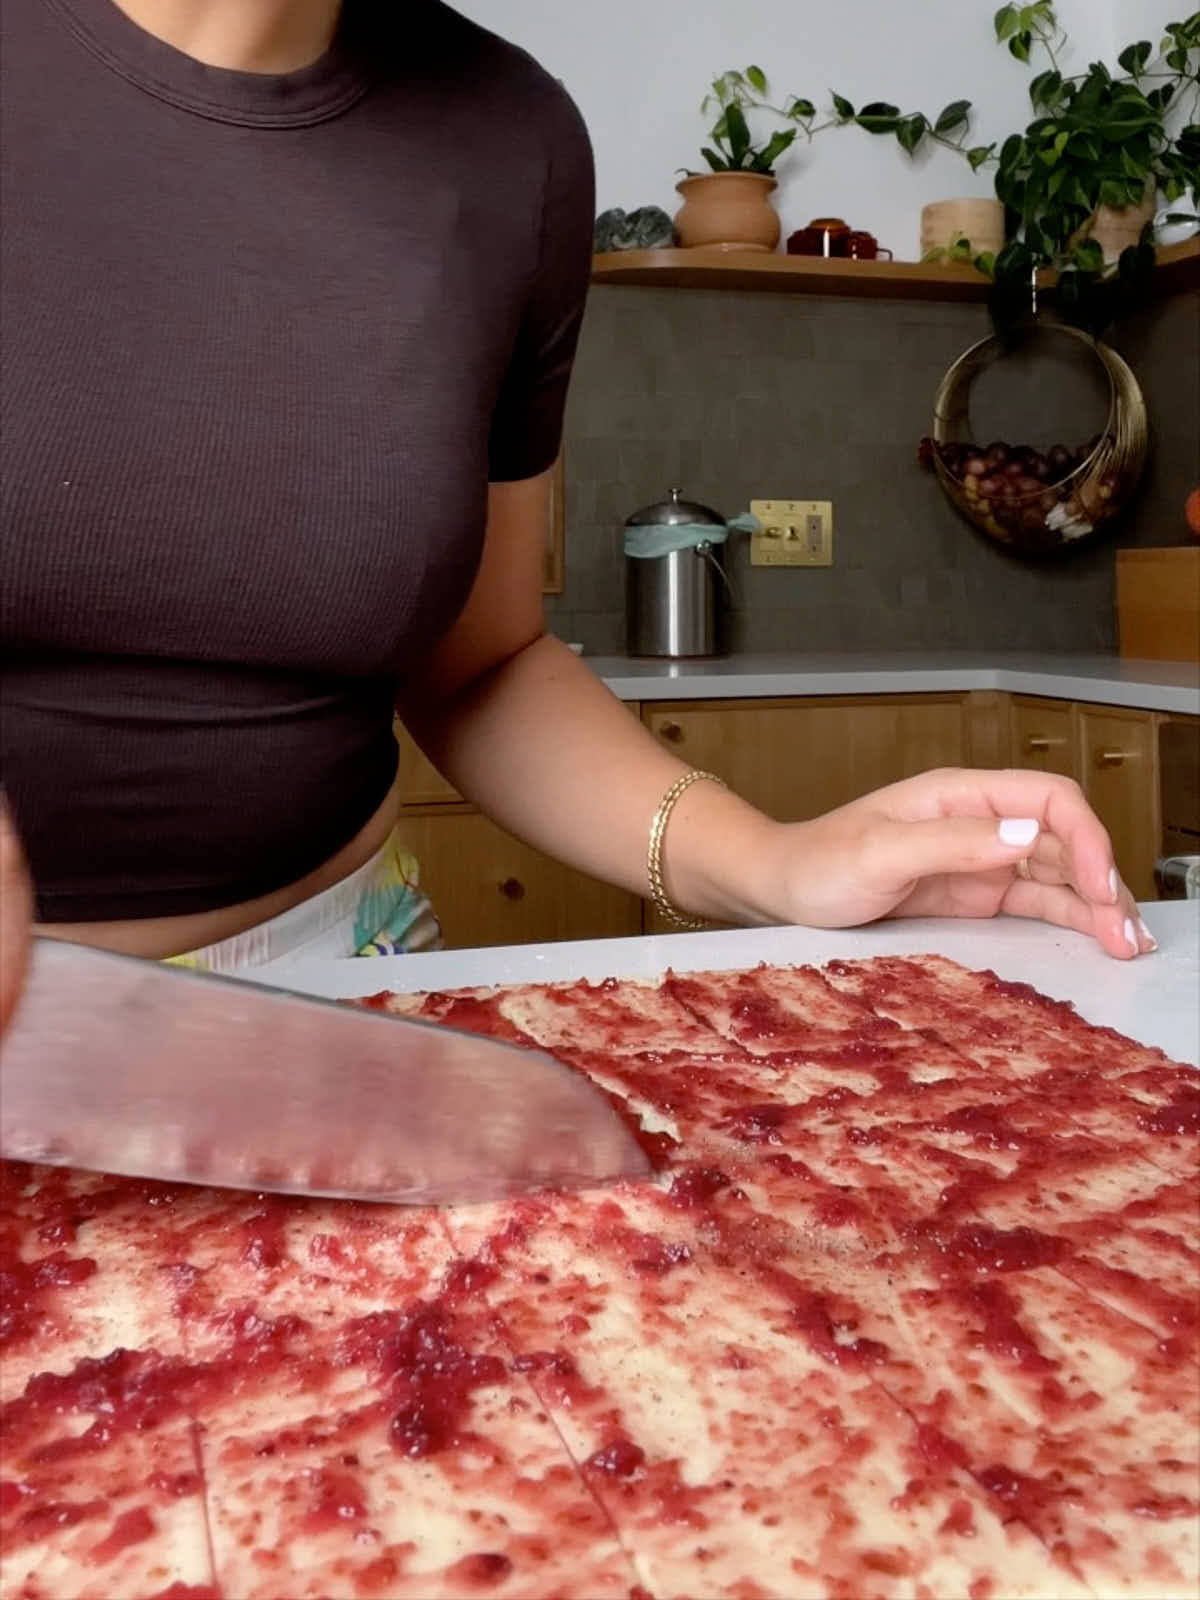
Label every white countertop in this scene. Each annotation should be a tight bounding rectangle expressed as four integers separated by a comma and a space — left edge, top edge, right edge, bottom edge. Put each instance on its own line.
287, 899, 1199, 1065
581, 651, 1200, 716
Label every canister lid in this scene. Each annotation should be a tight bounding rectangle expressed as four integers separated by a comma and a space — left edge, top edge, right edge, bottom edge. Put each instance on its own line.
624, 487, 726, 528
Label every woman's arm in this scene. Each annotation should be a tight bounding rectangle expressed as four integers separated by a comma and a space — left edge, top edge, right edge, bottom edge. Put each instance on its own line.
1, 796, 33, 1031
398, 470, 1153, 962
399, 471, 778, 914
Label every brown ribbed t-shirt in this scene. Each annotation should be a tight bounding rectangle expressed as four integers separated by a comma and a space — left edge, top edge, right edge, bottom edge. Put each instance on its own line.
0, 0, 594, 920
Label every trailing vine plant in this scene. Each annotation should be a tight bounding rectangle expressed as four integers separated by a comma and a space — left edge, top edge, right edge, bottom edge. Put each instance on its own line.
698, 7, 1200, 330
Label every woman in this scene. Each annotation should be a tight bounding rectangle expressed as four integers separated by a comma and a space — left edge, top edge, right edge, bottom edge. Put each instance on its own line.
0, 0, 1154, 1034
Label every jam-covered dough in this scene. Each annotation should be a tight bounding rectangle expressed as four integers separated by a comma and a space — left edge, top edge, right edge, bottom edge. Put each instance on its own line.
2, 955, 1196, 1598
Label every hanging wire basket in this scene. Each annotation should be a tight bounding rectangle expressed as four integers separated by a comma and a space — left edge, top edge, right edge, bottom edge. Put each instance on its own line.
928, 320, 1148, 556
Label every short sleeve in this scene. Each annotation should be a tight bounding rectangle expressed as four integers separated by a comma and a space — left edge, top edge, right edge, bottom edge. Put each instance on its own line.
487, 85, 595, 483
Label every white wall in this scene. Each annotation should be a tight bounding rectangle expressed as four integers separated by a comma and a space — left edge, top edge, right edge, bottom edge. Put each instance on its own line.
1113, 1, 1178, 46
453, 0, 1155, 258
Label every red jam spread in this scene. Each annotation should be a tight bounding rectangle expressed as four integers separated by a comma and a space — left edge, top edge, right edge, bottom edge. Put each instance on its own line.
2, 955, 1195, 1598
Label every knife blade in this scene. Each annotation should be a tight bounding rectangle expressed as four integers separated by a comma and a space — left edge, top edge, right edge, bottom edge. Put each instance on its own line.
0, 939, 651, 1204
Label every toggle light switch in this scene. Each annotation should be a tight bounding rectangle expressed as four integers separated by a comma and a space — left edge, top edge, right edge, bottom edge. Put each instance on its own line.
749, 500, 834, 566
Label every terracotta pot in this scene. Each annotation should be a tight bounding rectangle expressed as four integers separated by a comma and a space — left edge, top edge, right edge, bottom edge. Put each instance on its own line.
1089, 187, 1155, 262
674, 172, 780, 253
920, 197, 1005, 259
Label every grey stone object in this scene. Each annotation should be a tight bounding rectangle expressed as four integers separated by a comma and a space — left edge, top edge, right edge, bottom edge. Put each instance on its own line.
594, 206, 675, 252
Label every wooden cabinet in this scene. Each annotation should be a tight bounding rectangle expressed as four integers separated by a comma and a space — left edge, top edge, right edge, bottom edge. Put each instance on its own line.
1078, 707, 1160, 899
391, 721, 640, 950
1160, 715, 1200, 859
392, 688, 1186, 948
398, 809, 639, 950
964, 691, 1010, 769
643, 696, 969, 820
392, 720, 461, 805
1009, 697, 1078, 779
640, 695, 970, 936
395, 696, 970, 949
1009, 696, 1167, 898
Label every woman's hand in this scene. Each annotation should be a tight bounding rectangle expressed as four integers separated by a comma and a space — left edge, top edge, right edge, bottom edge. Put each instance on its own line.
770, 767, 1154, 960
1, 796, 33, 1031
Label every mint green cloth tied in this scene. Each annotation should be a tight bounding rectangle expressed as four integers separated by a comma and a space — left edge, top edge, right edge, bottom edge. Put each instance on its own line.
623, 512, 759, 560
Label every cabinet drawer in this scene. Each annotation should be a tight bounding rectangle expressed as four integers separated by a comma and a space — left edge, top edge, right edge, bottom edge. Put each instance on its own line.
645, 696, 968, 820
1079, 708, 1158, 899
400, 811, 641, 949
1010, 698, 1078, 779
393, 719, 461, 805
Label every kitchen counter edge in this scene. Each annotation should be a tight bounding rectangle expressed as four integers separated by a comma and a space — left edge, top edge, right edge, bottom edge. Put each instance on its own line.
579, 653, 1200, 715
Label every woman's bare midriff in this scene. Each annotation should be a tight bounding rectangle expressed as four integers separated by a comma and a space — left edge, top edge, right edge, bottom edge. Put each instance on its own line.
36, 781, 403, 960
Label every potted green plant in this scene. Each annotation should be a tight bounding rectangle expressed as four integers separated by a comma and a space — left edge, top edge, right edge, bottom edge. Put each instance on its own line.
686, 67, 1009, 261
675, 67, 808, 250
987, 5, 1199, 330
840, 3, 1200, 328
811, 92, 1007, 267
701, 8, 1198, 313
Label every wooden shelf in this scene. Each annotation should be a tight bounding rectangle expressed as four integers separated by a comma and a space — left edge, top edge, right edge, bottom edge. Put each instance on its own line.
591, 236, 1200, 303
592, 248, 991, 301
1157, 236, 1200, 295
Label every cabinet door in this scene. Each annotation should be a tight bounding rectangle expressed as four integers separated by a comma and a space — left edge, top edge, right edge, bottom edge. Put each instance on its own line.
1160, 714, 1200, 858
1010, 698, 1078, 779
644, 696, 969, 820
399, 811, 641, 949
965, 690, 1012, 768
1079, 707, 1159, 899
392, 719, 461, 805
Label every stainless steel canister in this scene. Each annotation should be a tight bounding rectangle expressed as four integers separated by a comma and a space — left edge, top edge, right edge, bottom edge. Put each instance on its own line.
624, 488, 730, 658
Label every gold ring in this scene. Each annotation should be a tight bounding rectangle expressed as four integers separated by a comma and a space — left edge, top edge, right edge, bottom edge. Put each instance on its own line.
1016, 857, 1032, 880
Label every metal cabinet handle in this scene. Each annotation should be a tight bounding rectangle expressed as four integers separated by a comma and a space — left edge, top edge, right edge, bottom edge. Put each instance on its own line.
1024, 735, 1065, 752
659, 721, 684, 744
1096, 748, 1136, 768
498, 877, 525, 901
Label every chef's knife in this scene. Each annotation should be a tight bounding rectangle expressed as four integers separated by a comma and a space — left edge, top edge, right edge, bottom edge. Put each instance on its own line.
0, 939, 651, 1204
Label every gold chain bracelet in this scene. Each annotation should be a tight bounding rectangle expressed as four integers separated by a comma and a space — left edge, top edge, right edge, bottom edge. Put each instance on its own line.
646, 769, 726, 930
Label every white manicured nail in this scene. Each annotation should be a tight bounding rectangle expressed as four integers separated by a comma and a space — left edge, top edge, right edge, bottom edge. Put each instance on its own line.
998, 817, 1040, 847
1137, 917, 1158, 952
1123, 918, 1139, 955
1109, 867, 1120, 901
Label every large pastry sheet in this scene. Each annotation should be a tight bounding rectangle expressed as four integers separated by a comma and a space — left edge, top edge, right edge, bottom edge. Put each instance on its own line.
282, 901, 1199, 1065
4, 927, 1197, 1598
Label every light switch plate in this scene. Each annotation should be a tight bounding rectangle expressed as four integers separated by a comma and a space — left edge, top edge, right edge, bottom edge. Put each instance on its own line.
750, 499, 834, 566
